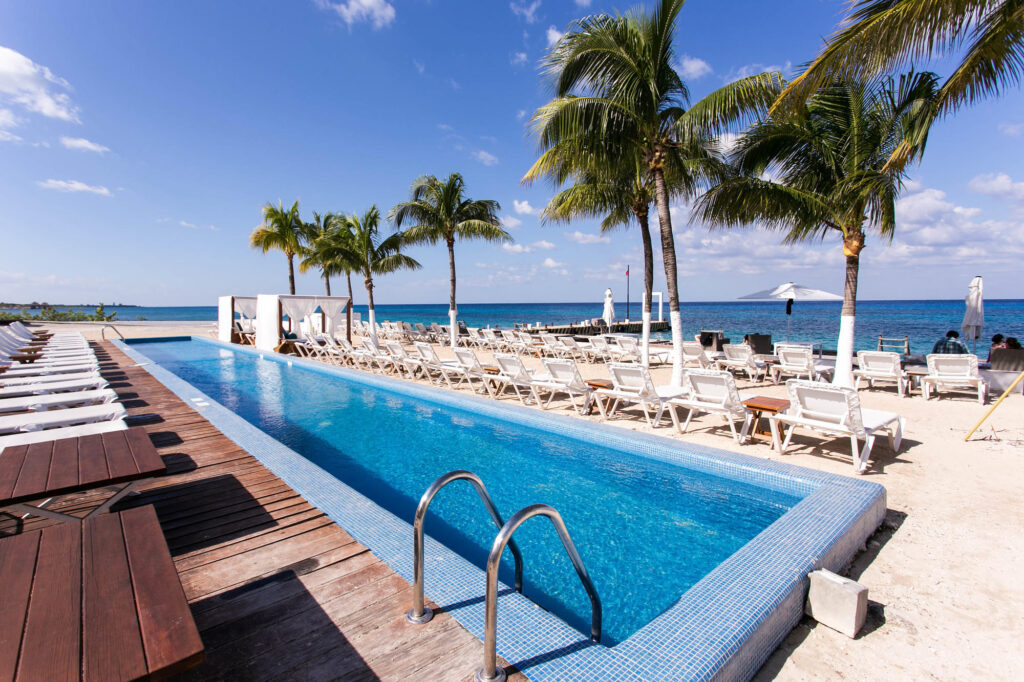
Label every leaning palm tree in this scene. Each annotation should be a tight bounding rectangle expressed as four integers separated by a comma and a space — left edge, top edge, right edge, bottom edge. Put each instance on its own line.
299, 211, 343, 295
778, 0, 1023, 168
389, 173, 506, 347
250, 200, 303, 295
341, 206, 421, 345
531, 0, 750, 383
532, 152, 659, 363
693, 71, 941, 386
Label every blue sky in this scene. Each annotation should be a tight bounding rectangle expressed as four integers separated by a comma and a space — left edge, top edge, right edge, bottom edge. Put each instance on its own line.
1, 0, 1022, 307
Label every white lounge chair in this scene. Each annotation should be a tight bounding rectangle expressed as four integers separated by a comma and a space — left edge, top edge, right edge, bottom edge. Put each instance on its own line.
768, 380, 905, 473
670, 369, 753, 443
538, 333, 570, 358
385, 341, 426, 379
0, 402, 127, 434
587, 337, 615, 363
0, 419, 128, 450
853, 351, 908, 397
771, 345, 832, 384
0, 388, 118, 414
592, 363, 685, 427
539, 358, 594, 414
413, 342, 468, 389
452, 348, 499, 396
0, 371, 102, 388
921, 354, 988, 405
716, 344, 768, 382
1, 360, 99, 379
681, 341, 713, 369
0, 375, 108, 399
492, 353, 549, 404
361, 339, 398, 374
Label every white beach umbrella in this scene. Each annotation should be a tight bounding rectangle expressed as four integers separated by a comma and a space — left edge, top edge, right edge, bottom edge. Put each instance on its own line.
961, 275, 984, 354
738, 281, 842, 342
602, 288, 616, 327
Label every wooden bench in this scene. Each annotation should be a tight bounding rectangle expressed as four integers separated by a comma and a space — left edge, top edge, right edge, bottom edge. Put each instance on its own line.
0, 505, 204, 681
0, 428, 167, 522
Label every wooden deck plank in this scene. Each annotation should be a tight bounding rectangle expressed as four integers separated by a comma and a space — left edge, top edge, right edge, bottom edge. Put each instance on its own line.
0, 531, 40, 681
3, 341, 514, 682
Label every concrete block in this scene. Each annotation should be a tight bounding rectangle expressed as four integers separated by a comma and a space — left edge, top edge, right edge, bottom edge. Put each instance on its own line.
805, 569, 867, 638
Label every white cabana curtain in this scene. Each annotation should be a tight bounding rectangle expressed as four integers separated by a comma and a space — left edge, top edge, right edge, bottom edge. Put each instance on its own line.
316, 296, 349, 336
280, 296, 318, 339
234, 296, 258, 319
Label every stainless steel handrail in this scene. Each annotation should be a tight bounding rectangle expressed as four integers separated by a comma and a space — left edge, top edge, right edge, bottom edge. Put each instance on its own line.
407, 470, 524, 625
477, 503, 601, 682
100, 325, 125, 340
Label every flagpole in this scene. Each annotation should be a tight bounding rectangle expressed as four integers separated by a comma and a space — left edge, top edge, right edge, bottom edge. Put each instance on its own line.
626, 265, 630, 322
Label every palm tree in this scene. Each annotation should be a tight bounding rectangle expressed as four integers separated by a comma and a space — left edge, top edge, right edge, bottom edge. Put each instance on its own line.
250, 200, 303, 294
693, 72, 941, 386
299, 214, 361, 342
778, 0, 1023, 168
530, 0, 741, 384
341, 205, 421, 345
299, 212, 343, 295
390, 173, 507, 347
530, 152, 659, 364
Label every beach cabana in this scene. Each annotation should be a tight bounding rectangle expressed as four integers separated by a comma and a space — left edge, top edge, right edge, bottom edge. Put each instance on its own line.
217, 296, 258, 343
253, 294, 351, 351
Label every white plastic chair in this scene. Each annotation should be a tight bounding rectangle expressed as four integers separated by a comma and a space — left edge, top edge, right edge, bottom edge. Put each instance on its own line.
0, 402, 127, 435
540, 358, 594, 414
0, 388, 118, 414
853, 351, 908, 397
768, 379, 905, 473
716, 344, 767, 382
771, 346, 832, 383
492, 353, 550, 404
452, 348, 499, 396
921, 354, 987, 404
681, 341, 713, 369
0, 375, 108, 399
0, 419, 128, 450
413, 342, 468, 389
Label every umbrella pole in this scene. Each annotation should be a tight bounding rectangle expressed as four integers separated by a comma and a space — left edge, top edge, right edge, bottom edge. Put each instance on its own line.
964, 370, 1024, 441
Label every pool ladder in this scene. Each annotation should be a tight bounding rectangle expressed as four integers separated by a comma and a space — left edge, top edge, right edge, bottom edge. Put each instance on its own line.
407, 470, 602, 682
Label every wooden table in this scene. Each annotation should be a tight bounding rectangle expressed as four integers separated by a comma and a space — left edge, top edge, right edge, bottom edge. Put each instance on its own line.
742, 396, 791, 439
0, 505, 205, 681
585, 379, 613, 415
0, 427, 166, 522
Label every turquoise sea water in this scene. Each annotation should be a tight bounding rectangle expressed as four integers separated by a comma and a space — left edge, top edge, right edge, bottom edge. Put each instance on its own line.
134, 338, 802, 644
21, 299, 1023, 352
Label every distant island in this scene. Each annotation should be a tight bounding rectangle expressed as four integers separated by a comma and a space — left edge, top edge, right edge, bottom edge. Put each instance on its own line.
0, 302, 140, 309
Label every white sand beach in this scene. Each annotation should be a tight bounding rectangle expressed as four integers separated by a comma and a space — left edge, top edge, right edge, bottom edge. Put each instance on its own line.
57, 320, 1024, 680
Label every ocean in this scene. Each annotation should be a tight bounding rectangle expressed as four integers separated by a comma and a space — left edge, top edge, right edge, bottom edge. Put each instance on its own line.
14, 299, 1023, 354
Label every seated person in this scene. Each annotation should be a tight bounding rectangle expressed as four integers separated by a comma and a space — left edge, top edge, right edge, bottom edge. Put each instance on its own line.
932, 330, 970, 355
988, 334, 1006, 361
1007, 337, 1022, 350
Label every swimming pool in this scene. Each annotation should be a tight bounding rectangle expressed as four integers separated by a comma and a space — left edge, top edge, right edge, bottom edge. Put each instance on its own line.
120, 337, 885, 680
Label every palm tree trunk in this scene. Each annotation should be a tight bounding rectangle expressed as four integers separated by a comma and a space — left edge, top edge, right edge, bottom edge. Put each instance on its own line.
287, 254, 296, 295
652, 164, 685, 386
346, 272, 354, 343
834, 230, 863, 387
447, 239, 458, 348
365, 273, 377, 346
637, 204, 654, 368
324, 272, 331, 296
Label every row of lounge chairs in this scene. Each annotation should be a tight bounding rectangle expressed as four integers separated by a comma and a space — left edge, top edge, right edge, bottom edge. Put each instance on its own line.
294, 333, 903, 473
0, 322, 128, 447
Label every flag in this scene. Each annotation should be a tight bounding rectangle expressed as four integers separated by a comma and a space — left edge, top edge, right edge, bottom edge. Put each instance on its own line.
625, 267, 630, 276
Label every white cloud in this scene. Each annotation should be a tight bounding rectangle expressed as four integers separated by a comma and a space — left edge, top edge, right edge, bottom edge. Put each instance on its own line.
998, 122, 1024, 137
437, 122, 454, 132
510, 0, 541, 23
60, 136, 109, 153
36, 179, 111, 196
542, 257, 564, 267
513, 199, 540, 215
0, 107, 16, 128
413, 59, 425, 74
566, 230, 610, 245
0, 129, 20, 143
968, 172, 1024, 202
0, 46, 79, 123
449, 77, 460, 90
574, 0, 592, 6
473, 150, 498, 166
676, 55, 712, 80
501, 240, 556, 254
502, 242, 530, 254
501, 214, 522, 229
516, 109, 527, 121
546, 26, 563, 47
726, 60, 793, 83
532, 239, 555, 250
178, 219, 217, 232
315, 0, 396, 29
511, 52, 528, 66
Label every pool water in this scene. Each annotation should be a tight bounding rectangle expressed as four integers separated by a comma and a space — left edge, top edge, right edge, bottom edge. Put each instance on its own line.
134, 339, 803, 644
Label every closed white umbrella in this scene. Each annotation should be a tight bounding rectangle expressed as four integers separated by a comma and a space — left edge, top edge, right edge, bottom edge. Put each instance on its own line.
738, 281, 841, 342
961, 275, 984, 354
602, 288, 615, 327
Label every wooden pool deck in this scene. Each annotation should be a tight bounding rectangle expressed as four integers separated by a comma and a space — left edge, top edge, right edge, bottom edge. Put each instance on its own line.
0, 341, 525, 681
